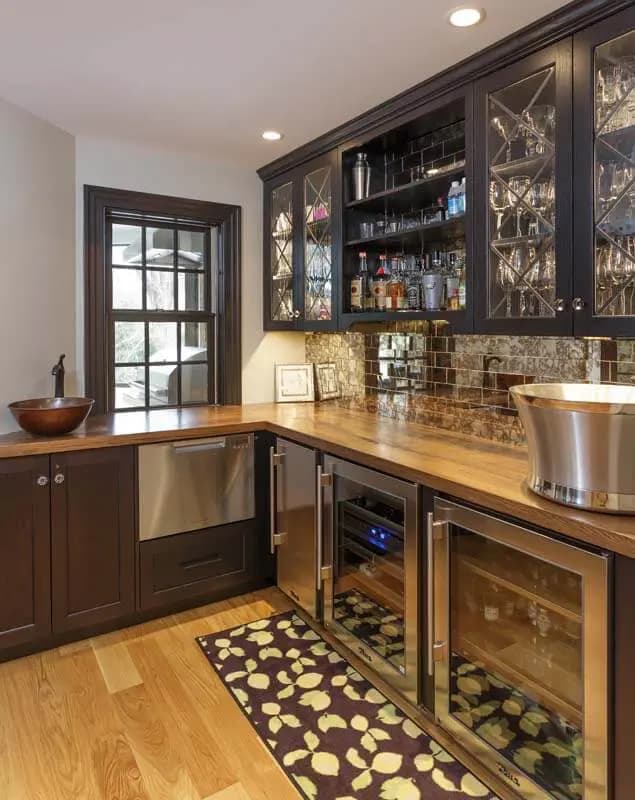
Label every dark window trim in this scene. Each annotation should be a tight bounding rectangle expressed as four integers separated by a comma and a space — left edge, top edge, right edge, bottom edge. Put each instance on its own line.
84, 185, 241, 413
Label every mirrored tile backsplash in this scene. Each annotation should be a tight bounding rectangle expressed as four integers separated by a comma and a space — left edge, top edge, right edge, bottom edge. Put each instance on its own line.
305, 330, 634, 445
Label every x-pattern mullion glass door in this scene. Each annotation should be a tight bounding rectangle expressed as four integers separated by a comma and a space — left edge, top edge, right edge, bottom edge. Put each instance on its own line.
593, 28, 635, 318
303, 162, 334, 324
107, 216, 215, 410
477, 41, 572, 334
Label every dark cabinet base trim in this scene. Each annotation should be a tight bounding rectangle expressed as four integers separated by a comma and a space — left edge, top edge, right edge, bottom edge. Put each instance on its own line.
0, 574, 273, 665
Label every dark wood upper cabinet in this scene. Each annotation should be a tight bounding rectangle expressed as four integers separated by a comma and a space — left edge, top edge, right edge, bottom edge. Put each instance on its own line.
263, 150, 340, 331
0, 456, 51, 651
573, 6, 635, 336
474, 39, 574, 335
51, 447, 135, 634
260, 4, 634, 338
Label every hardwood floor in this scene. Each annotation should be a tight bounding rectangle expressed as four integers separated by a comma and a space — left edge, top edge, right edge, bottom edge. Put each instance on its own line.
0, 587, 302, 800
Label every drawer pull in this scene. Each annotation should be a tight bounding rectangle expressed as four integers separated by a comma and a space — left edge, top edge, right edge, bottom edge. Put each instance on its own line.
180, 553, 221, 570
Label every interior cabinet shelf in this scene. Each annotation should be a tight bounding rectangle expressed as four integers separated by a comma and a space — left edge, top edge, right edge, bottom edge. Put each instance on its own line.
490, 152, 553, 179
345, 164, 465, 214
457, 554, 582, 623
346, 215, 465, 248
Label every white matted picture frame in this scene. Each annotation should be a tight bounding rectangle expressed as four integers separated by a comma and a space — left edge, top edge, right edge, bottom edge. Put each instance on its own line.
314, 362, 340, 400
274, 363, 315, 403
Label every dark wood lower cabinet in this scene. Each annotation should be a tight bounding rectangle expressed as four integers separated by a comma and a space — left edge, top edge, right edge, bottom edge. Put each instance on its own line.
50, 447, 135, 634
139, 521, 263, 611
0, 456, 51, 650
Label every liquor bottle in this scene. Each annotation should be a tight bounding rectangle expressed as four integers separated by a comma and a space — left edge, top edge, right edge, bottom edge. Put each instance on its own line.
406, 256, 422, 310
457, 253, 467, 310
350, 251, 370, 313
372, 255, 388, 311
387, 257, 407, 311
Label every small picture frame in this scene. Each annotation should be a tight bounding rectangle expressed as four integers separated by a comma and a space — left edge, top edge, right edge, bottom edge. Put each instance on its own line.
274, 363, 315, 403
314, 362, 340, 401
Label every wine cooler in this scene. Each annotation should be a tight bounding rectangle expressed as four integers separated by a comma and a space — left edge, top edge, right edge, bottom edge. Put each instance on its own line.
320, 456, 422, 704
431, 498, 610, 800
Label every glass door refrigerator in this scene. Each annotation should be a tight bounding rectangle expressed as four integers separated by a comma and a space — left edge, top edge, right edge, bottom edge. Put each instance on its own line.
432, 498, 610, 800
320, 455, 424, 705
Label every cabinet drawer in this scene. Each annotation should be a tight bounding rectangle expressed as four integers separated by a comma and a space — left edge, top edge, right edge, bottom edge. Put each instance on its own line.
139, 521, 260, 610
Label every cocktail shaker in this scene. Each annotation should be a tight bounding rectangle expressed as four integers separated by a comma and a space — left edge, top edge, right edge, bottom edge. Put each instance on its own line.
352, 153, 371, 201
423, 272, 443, 311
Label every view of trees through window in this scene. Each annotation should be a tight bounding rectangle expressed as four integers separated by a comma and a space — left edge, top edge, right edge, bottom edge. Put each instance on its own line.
109, 216, 216, 410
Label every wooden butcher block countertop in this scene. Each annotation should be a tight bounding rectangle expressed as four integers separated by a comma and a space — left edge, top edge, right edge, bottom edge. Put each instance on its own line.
0, 402, 633, 558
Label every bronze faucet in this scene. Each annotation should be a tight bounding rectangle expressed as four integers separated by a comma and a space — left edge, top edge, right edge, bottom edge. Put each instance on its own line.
52, 354, 66, 398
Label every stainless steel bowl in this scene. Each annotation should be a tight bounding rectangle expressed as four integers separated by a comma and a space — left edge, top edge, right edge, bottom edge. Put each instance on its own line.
9, 397, 94, 436
511, 383, 635, 513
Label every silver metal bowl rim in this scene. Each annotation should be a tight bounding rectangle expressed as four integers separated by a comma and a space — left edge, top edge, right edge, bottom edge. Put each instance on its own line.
510, 383, 635, 415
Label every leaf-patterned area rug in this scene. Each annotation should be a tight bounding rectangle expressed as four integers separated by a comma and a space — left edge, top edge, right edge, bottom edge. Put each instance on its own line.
196, 611, 498, 800
333, 589, 405, 673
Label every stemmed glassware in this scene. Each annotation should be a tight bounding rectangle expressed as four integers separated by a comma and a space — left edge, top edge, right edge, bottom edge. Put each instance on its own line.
491, 115, 515, 163
497, 257, 516, 317
522, 104, 556, 157
528, 177, 555, 236
508, 175, 532, 238
490, 180, 509, 238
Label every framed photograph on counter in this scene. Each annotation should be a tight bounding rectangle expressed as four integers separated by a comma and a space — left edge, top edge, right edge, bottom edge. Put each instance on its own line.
314, 362, 340, 400
274, 363, 315, 403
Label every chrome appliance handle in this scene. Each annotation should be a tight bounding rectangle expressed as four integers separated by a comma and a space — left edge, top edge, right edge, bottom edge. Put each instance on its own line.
269, 446, 277, 555
426, 511, 448, 677
172, 438, 226, 453
316, 465, 323, 590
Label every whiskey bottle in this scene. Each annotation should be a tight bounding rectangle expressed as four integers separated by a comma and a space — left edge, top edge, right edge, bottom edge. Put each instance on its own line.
351, 251, 370, 312
372, 255, 388, 311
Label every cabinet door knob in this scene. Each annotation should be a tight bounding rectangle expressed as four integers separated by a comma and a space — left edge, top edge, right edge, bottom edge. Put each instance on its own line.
36, 475, 49, 487
54, 473, 65, 485
554, 298, 567, 312
572, 297, 586, 311
293, 310, 301, 319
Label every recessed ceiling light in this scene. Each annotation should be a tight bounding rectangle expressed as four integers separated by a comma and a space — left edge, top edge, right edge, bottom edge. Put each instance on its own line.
447, 6, 485, 27
262, 130, 283, 141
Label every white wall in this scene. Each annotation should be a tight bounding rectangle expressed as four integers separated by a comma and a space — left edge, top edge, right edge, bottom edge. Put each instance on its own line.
75, 137, 304, 404
0, 98, 76, 432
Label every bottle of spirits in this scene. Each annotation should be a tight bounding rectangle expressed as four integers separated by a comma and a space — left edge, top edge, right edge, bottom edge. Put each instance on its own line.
372, 255, 388, 311
350, 251, 370, 312
387, 257, 407, 311
406, 256, 422, 310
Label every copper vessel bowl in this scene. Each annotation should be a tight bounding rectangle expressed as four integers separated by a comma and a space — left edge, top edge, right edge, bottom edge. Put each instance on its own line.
9, 397, 94, 436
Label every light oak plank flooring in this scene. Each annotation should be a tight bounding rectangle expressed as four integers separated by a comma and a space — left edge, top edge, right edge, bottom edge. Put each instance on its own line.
0, 588, 301, 800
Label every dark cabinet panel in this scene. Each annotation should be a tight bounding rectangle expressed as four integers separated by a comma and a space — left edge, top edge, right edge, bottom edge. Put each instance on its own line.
0, 456, 51, 651
573, 7, 635, 336
474, 39, 574, 335
51, 447, 135, 633
263, 151, 340, 331
139, 521, 262, 610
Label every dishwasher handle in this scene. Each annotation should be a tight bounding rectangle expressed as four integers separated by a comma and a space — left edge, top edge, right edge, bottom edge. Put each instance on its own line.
172, 438, 227, 454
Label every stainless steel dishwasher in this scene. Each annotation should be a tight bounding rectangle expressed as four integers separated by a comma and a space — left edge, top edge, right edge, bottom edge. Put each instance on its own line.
138, 434, 255, 541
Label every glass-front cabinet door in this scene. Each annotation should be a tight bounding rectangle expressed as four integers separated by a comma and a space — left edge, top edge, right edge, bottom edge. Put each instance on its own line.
302, 160, 336, 326
475, 42, 573, 334
263, 152, 339, 330
265, 178, 297, 328
573, 9, 635, 336
433, 499, 610, 800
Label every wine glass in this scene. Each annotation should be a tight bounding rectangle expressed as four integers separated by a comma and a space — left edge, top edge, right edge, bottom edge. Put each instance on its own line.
491, 115, 514, 163
528, 177, 555, 236
496, 257, 516, 318
522, 104, 556, 157
508, 175, 531, 238
490, 180, 509, 238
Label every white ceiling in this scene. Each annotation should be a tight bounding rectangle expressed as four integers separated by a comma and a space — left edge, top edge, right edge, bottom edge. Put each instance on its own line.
0, 0, 573, 168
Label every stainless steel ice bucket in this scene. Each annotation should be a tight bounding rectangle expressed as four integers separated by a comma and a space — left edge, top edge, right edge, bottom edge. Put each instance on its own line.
511, 383, 635, 514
